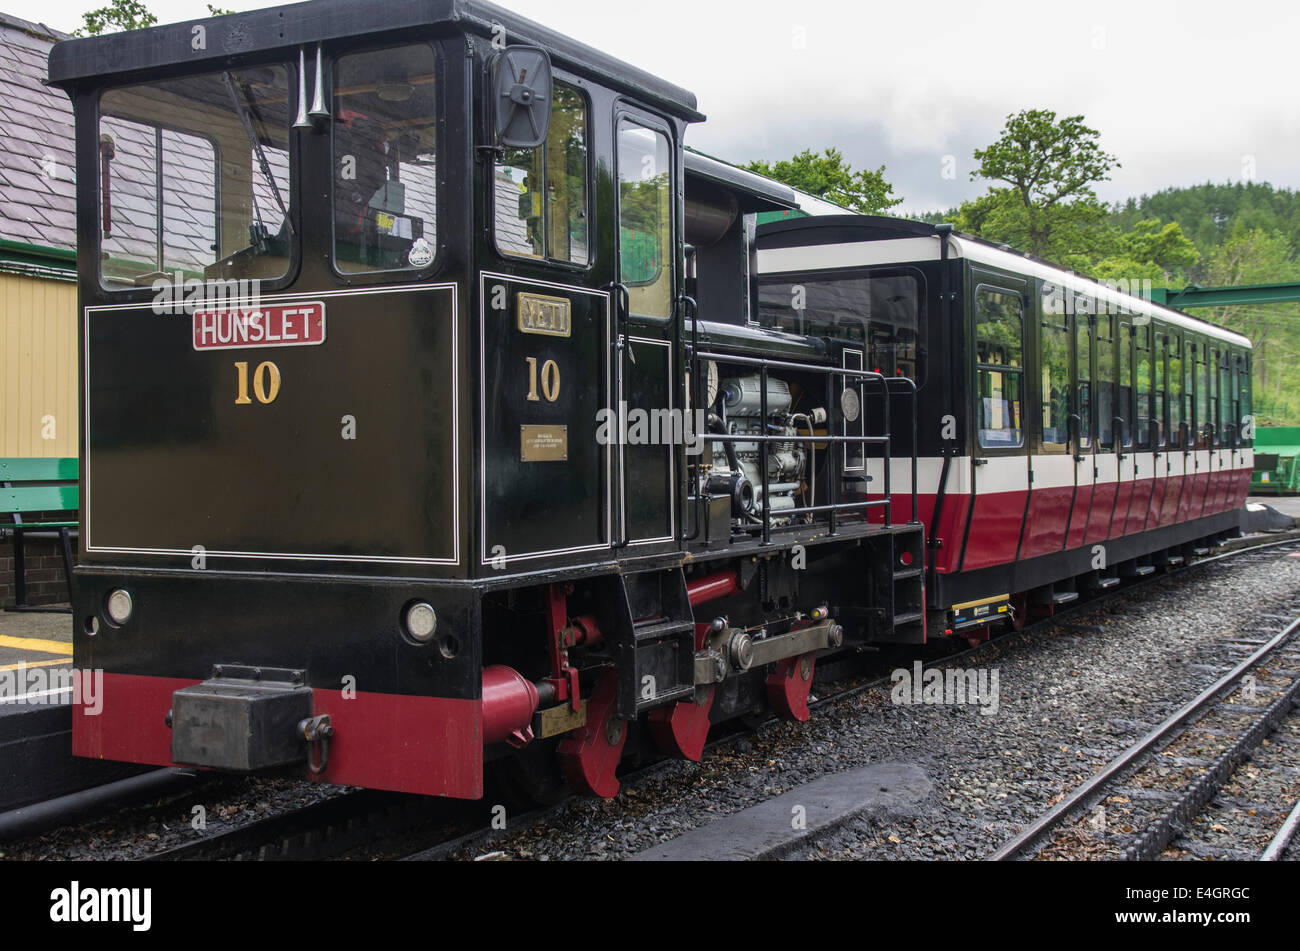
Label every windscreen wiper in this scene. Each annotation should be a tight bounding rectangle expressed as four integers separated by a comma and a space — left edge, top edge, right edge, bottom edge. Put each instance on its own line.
223, 71, 294, 243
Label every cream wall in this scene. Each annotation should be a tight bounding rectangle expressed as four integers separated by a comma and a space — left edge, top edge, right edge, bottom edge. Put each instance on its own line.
0, 271, 78, 458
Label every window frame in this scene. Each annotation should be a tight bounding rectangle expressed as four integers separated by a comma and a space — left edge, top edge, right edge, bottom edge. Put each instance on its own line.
328, 40, 444, 281
614, 106, 677, 327
973, 282, 1026, 453
491, 75, 593, 272
95, 62, 298, 294
753, 265, 929, 388
1038, 301, 1071, 455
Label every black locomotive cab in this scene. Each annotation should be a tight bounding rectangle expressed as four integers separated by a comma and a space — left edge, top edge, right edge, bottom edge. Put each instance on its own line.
49, 0, 929, 801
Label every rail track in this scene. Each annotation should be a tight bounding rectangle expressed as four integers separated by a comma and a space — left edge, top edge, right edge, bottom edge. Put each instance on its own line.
991, 608, 1300, 861
408, 531, 1300, 862
7, 529, 1299, 861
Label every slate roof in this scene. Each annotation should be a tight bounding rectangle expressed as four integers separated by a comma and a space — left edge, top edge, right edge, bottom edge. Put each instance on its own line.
0, 13, 76, 253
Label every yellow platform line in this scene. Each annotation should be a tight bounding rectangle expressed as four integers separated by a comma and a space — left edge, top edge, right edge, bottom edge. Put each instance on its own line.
0, 658, 68, 672
0, 634, 74, 656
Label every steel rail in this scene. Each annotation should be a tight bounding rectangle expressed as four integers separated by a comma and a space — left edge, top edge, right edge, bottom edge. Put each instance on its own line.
990, 612, 1300, 860
1260, 791, 1300, 861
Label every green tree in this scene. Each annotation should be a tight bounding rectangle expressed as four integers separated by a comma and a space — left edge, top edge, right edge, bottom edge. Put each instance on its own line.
206, 4, 235, 14
745, 148, 903, 215
954, 186, 1112, 266
969, 109, 1119, 259
1205, 228, 1300, 419
1090, 218, 1200, 285
75, 0, 157, 35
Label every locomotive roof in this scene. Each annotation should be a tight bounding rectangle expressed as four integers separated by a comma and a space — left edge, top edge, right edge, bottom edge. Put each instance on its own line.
684, 148, 799, 213
757, 215, 1252, 349
46, 0, 704, 123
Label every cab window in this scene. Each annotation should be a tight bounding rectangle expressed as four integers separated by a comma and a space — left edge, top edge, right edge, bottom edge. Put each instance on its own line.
98, 65, 293, 286
617, 119, 673, 320
494, 83, 589, 265
333, 43, 438, 274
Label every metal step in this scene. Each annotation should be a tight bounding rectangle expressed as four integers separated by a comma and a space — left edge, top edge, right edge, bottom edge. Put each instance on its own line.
894, 611, 924, 626
633, 617, 695, 643
1088, 576, 1121, 590
1122, 565, 1156, 577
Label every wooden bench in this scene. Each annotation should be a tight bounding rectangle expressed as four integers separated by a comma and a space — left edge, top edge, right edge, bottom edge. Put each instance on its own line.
1, 457, 78, 611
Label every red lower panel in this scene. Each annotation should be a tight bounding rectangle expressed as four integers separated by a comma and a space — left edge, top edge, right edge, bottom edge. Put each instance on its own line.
1143, 477, 1165, 531
1159, 475, 1182, 526
1021, 486, 1073, 559
1109, 482, 1134, 539
74, 673, 484, 799
962, 489, 1027, 571
1126, 479, 1153, 535
1064, 482, 1093, 549
1084, 483, 1116, 545
1188, 472, 1209, 518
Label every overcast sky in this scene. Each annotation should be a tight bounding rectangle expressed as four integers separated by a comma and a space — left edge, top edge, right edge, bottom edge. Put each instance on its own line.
28, 0, 1300, 213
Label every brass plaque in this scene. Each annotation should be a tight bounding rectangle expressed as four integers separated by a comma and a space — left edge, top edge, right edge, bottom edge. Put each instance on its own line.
518, 292, 572, 337
536, 700, 588, 739
521, 424, 568, 462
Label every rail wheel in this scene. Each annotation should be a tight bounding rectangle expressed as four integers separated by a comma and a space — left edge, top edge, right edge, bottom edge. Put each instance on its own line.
648, 685, 715, 761
766, 652, 816, 722
557, 670, 627, 798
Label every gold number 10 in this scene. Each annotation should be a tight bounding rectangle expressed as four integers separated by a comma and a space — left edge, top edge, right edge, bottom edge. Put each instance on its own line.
525, 356, 560, 402
235, 361, 282, 405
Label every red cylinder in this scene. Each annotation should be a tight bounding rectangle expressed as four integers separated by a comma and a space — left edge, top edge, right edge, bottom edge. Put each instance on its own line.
481, 665, 540, 747
687, 569, 740, 607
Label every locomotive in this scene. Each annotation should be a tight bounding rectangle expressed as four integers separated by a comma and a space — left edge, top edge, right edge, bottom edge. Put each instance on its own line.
48, 0, 1250, 801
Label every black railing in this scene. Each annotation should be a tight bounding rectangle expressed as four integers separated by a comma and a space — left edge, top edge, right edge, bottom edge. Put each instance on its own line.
688, 348, 919, 545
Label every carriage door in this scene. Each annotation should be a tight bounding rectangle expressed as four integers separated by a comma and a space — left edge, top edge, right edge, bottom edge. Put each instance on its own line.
612, 110, 677, 548
1109, 320, 1137, 538
1065, 309, 1095, 548
962, 278, 1029, 572
481, 79, 613, 567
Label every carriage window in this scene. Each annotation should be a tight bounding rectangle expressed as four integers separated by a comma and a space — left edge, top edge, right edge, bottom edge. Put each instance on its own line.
333, 44, 438, 274
1097, 314, 1115, 449
1040, 318, 1070, 451
1153, 333, 1165, 447
1136, 325, 1152, 448
756, 271, 924, 383
98, 66, 292, 286
495, 83, 588, 265
1168, 334, 1182, 447
1119, 323, 1133, 447
1184, 340, 1196, 445
1196, 345, 1210, 447
976, 287, 1023, 449
1218, 351, 1232, 443
1076, 317, 1092, 449
1237, 354, 1250, 445
618, 119, 672, 319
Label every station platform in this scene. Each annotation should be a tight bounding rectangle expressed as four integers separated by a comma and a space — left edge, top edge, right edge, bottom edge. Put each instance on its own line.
0, 609, 74, 705
1248, 495, 1300, 523
0, 608, 146, 815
